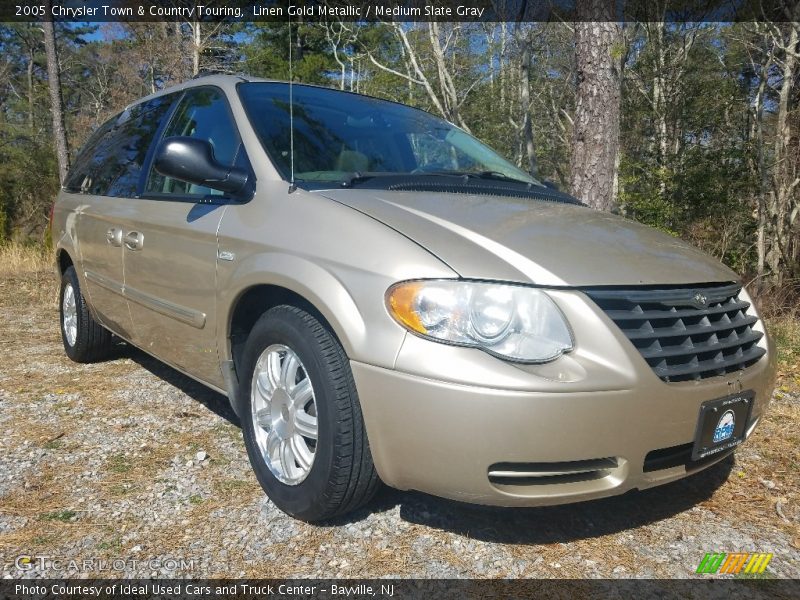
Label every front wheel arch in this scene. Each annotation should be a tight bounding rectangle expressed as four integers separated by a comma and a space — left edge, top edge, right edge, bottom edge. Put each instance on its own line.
56, 247, 74, 275
228, 284, 345, 381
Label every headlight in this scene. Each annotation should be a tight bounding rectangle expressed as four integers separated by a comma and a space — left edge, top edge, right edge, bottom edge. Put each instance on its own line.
386, 280, 573, 363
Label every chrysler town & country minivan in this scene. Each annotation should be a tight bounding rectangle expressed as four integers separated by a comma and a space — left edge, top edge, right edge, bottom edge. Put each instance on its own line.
52, 75, 776, 521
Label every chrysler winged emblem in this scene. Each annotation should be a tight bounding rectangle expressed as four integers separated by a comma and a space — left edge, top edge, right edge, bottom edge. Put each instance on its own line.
693, 292, 708, 307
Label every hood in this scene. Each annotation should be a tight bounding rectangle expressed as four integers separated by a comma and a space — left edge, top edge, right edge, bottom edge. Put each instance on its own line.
316, 188, 739, 287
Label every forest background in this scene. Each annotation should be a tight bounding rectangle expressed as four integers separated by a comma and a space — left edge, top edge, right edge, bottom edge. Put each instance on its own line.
1, 3, 798, 306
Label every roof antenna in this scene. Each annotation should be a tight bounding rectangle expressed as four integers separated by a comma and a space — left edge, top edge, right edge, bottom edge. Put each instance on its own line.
288, 19, 297, 193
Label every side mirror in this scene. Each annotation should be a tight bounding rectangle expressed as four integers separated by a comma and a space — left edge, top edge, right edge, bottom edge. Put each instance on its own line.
154, 136, 251, 197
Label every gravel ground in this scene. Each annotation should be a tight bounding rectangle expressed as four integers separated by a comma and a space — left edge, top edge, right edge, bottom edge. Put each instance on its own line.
1, 269, 798, 580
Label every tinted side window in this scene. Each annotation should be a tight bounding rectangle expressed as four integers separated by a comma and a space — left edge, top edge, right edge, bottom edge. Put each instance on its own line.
87, 95, 174, 197
146, 88, 241, 197
103, 97, 175, 197
64, 116, 119, 193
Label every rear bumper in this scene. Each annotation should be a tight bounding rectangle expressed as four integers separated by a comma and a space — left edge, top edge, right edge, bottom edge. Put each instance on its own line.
352, 347, 776, 507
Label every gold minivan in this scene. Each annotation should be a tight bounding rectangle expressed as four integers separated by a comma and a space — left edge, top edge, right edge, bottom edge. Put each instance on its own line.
52, 75, 776, 521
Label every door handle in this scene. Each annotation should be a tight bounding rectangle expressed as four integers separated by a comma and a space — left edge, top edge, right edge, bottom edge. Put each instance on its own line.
106, 227, 122, 247
124, 231, 144, 251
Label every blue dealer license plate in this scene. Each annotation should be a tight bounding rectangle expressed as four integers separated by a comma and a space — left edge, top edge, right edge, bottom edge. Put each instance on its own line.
691, 391, 754, 461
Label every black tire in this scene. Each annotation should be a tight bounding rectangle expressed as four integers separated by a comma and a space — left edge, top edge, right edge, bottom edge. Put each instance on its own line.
59, 266, 114, 363
240, 305, 380, 521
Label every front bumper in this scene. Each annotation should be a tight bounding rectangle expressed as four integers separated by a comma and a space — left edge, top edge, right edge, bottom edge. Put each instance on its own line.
351, 290, 777, 507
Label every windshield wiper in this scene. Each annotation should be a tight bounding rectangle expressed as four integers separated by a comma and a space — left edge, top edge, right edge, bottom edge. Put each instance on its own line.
424, 170, 537, 186
322, 170, 538, 188
473, 171, 535, 184
338, 172, 397, 187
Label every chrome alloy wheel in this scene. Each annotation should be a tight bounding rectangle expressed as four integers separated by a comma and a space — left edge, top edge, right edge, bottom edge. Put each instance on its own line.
250, 344, 318, 485
62, 282, 78, 347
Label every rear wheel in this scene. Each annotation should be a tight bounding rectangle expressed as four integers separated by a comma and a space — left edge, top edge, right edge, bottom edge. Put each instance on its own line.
240, 305, 380, 521
59, 266, 114, 363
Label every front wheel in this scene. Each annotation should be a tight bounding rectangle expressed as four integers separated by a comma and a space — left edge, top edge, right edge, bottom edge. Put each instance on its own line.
59, 266, 114, 363
240, 305, 380, 521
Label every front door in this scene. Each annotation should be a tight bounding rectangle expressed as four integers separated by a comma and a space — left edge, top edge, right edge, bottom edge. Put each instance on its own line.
123, 87, 247, 388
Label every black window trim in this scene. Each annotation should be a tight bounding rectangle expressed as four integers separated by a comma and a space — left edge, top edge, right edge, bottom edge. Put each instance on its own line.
137, 84, 255, 205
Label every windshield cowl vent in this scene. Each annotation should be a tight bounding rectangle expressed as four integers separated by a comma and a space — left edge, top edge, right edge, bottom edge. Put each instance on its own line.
384, 180, 584, 205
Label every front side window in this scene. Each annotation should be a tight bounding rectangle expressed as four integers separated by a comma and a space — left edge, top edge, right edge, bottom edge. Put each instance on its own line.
145, 87, 241, 197
237, 82, 540, 187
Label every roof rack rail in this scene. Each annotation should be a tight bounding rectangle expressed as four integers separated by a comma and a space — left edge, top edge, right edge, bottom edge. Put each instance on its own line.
191, 70, 251, 81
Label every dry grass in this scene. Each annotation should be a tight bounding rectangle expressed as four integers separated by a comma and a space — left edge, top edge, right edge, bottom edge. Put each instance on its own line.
756, 278, 800, 318
0, 243, 57, 310
769, 316, 800, 373
0, 242, 52, 275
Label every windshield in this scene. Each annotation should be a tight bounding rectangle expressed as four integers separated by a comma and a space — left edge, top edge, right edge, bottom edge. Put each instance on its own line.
237, 82, 541, 187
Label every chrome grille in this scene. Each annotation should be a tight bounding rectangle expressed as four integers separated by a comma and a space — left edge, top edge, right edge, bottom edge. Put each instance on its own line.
585, 284, 765, 382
